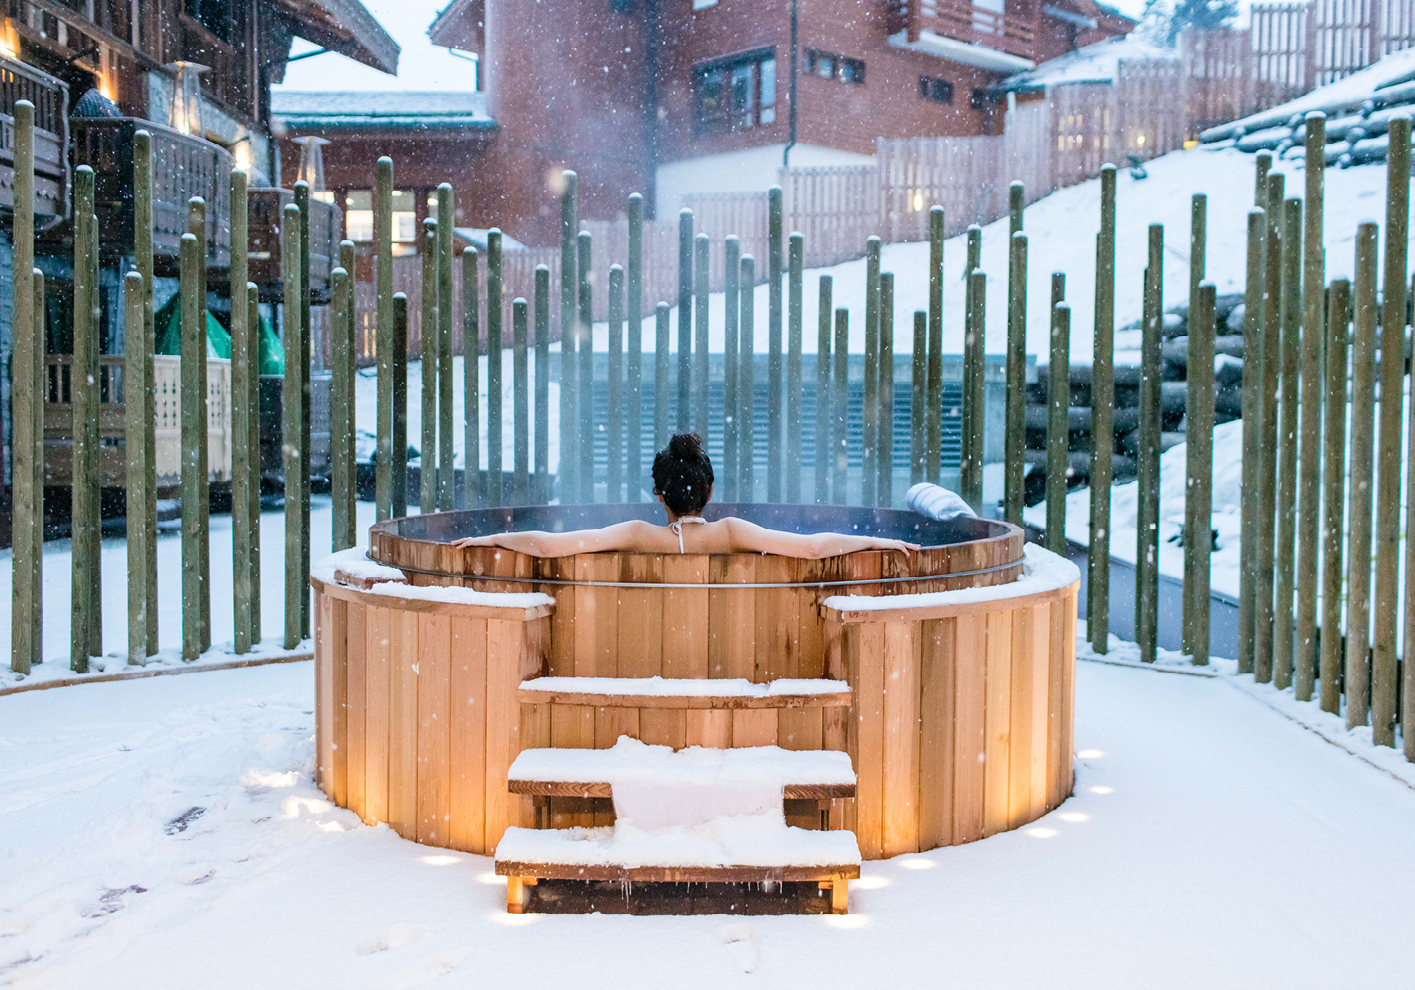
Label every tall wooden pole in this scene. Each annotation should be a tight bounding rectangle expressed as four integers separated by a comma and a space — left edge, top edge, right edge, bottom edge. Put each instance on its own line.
463, 248, 481, 508
607, 265, 625, 502
1254, 150, 1272, 206
911, 310, 926, 489
961, 225, 981, 505
723, 236, 740, 500
11, 100, 36, 674
819, 276, 836, 503
1377, 116, 1410, 748
180, 232, 203, 661
768, 186, 785, 501
488, 229, 505, 507
655, 301, 670, 451
560, 172, 578, 501
535, 264, 551, 503
138, 135, 157, 652
694, 233, 710, 438
1294, 118, 1325, 700
1007, 231, 1029, 529
1320, 278, 1351, 712
1089, 165, 1116, 651
71, 168, 99, 672
627, 194, 644, 502
833, 307, 849, 505
281, 205, 304, 650
420, 219, 438, 512
392, 293, 408, 517
1047, 302, 1070, 555
187, 197, 211, 651
230, 168, 251, 652
1348, 223, 1379, 731
331, 267, 353, 548
293, 185, 310, 641
341, 240, 356, 538
513, 296, 530, 506
246, 287, 261, 644
1008, 181, 1029, 525
965, 270, 987, 509
788, 232, 804, 504
878, 271, 895, 507
740, 255, 756, 500
122, 272, 147, 665
1238, 208, 1267, 675
1189, 283, 1216, 666
1137, 226, 1164, 664
1274, 196, 1303, 691
678, 208, 693, 432
375, 158, 393, 520
1255, 173, 1285, 684
1184, 194, 1208, 660
926, 207, 944, 485
437, 184, 455, 510
577, 231, 594, 501
862, 237, 881, 507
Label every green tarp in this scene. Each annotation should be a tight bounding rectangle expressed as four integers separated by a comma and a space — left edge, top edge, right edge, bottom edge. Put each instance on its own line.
154, 292, 285, 374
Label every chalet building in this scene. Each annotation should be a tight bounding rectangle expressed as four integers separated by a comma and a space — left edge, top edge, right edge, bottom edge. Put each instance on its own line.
0, 0, 398, 539
274, 0, 1133, 248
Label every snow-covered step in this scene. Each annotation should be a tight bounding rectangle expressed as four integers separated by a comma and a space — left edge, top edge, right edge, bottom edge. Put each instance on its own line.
508, 736, 857, 800
517, 675, 851, 709
496, 818, 860, 914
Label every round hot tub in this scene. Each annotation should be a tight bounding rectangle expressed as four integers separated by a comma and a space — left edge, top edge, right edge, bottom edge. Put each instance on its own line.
312, 503, 1076, 860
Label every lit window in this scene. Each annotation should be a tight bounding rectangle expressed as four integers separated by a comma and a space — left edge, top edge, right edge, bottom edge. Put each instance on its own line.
695, 50, 776, 133
343, 189, 418, 247
805, 49, 865, 85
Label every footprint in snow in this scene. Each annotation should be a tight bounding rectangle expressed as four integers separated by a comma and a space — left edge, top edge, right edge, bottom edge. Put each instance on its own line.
164, 806, 205, 834
380, 948, 468, 989
356, 923, 422, 955
719, 923, 758, 973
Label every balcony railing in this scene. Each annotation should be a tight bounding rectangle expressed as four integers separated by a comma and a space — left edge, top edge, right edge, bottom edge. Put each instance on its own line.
67, 116, 233, 264
248, 188, 342, 304
0, 55, 69, 217
890, 0, 1038, 61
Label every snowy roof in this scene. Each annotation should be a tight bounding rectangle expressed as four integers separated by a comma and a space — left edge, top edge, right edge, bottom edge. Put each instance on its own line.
274, 0, 480, 93
271, 91, 493, 130
274, 0, 400, 75
997, 35, 1175, 92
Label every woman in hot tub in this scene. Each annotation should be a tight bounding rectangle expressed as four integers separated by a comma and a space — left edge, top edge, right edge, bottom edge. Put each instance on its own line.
453, 432, 917, 559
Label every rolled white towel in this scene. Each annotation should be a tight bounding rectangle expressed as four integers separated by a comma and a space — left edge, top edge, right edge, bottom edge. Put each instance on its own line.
906, 483, 976, 522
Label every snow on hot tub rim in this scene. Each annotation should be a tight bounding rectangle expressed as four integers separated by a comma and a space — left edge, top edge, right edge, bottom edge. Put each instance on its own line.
821, 543, 1079, 613
312, 545, 556, 610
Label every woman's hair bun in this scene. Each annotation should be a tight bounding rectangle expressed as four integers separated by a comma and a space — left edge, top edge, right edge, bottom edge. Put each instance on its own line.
669, 432, 702, 459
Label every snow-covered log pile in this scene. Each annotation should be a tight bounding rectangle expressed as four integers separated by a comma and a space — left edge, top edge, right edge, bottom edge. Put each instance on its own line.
1199, 48, 1415, 166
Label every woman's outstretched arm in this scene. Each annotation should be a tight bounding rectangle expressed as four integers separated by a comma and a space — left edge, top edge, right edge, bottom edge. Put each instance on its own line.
723, 518, 918, 558
451, 519, 658, 557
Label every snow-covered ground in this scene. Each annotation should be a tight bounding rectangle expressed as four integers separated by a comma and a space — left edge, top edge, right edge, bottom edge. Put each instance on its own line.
5, 653, 1414, 987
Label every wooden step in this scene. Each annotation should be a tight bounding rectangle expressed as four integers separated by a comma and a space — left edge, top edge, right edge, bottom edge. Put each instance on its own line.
518, 675, 851, 710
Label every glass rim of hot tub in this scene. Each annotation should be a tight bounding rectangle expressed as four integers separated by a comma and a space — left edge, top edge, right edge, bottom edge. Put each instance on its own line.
367, 503, 1024, 590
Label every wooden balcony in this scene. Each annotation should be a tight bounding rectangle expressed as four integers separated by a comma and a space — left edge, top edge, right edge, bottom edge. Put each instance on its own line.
889, 0, 1038, 62
0, 56, 69, 218
65, 117, 233, 267
248, 188, 343, 304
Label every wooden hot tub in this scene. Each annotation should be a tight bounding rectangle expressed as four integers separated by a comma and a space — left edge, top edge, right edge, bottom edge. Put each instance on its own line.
312, 504, 1077, 861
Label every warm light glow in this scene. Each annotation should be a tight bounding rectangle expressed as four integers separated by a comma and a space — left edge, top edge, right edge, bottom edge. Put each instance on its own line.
822, 914, 870, 929
853, 876, 890, 890
898, 859, 936, 871
1137, 134, 1146, 147
912, 192, 924, 211
1058, 812, 1090, 823
422, 855, 462, 865
1089, 786, 1114, 795
234, 143, 252, 172
1077, 749, 1104, 759
1026, 827, 1058, 839
99, 76, 115, 101
478, 872, 506, 886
